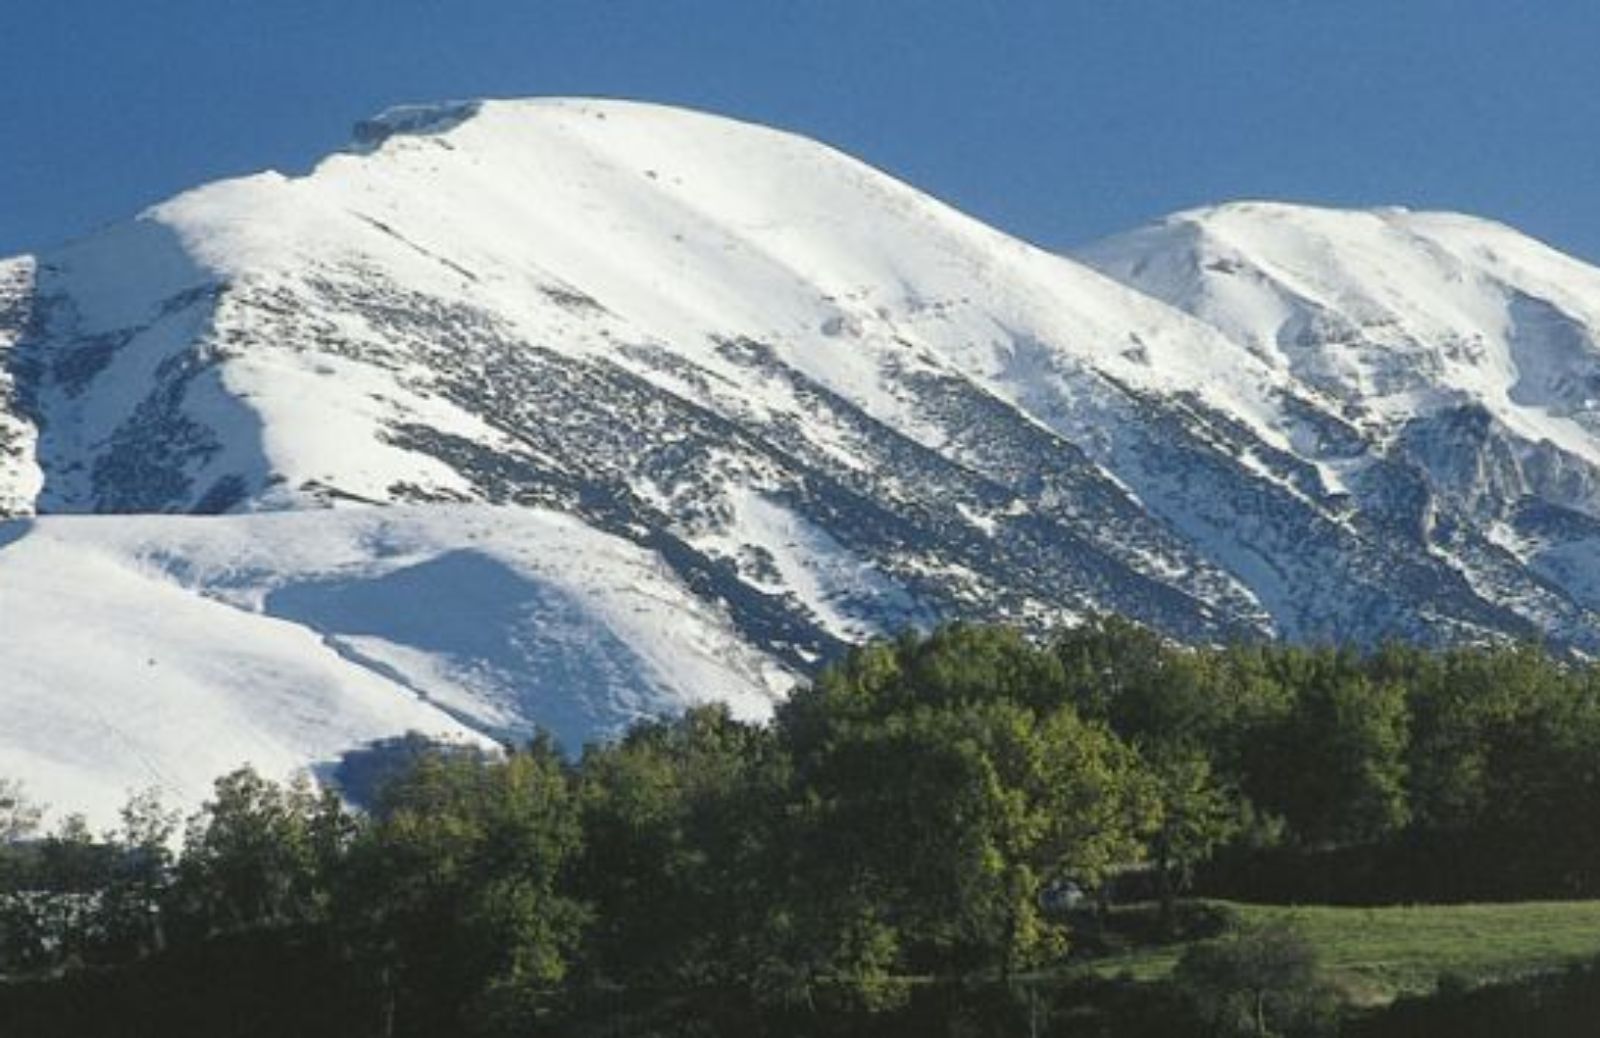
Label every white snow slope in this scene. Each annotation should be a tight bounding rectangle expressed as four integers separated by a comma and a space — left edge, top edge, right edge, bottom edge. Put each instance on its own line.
6, 100, 1600, 824
1078, 202, 1600, 620
0, 506, 784, 827
1079, 202, 1600, 470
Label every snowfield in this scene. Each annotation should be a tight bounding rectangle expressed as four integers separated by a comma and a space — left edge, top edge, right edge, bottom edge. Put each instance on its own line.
0, 506, 786, 828
5, 98, 1600, 824
1079, 201, 1600, 474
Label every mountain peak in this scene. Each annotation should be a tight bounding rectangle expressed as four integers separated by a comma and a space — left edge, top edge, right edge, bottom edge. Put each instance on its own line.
1136, 199, 1549, 268
1078, 199, 1600, 436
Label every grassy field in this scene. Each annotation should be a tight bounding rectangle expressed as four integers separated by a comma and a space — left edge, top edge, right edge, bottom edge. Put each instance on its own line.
1081, 900, 1600, 1005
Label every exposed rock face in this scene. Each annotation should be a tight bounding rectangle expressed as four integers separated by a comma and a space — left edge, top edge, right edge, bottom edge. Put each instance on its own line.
0, 256, 40, 516
1081, 201, 1600, 646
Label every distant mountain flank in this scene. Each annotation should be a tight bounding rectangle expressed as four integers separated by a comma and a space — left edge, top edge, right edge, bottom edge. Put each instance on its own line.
5, 98, 1600, 823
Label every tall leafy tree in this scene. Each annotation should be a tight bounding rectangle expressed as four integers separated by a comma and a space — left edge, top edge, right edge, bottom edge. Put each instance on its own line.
575, 705, 786, 996
778, 628, 1155, 996
0, 778, 42, 845
173, 768, 341, 935
340, 739, 587, 1037
1246, 652, 1410, 847
1146, 747, 1239, 928
97, 789, 180, 959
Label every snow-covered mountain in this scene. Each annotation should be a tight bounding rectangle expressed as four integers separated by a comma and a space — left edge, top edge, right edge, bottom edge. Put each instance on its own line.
1079, 202, 1600, 636
6, 98, 1600, 824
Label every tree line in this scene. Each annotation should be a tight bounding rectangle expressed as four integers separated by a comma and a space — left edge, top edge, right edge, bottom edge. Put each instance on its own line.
5, 619, 1600, 1035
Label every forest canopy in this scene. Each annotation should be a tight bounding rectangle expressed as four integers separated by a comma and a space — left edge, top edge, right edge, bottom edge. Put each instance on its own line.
7, 619, 1600, 1036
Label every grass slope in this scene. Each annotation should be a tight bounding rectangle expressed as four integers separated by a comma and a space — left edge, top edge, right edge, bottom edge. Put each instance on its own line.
1084, 900, 1600, 1005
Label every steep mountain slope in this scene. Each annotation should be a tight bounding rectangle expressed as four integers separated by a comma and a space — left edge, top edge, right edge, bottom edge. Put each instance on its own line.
1079, 202, 1600, 629
6, 99, 1600, 822
0, 256, 39, 516
10, 98, 1289, 650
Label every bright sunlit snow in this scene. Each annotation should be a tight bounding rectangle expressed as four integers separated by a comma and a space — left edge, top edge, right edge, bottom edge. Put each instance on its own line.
6, 100, 1600, 824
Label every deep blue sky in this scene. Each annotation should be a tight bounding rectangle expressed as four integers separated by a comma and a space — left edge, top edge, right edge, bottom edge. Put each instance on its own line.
5, 2, 1600, 261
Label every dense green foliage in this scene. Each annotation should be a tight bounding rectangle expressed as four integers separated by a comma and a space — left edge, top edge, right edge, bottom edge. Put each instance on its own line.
1172, 921, 1340, 1037
1348, 959, 1600, 1038
7, 619, 1600, 1035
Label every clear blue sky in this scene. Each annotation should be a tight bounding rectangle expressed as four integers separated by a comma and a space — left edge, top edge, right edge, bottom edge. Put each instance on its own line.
5, 1, 1600, 261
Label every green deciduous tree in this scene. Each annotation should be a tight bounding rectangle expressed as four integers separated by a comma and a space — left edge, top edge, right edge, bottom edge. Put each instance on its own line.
575, 705, 787, 1001
340, 739, 587, 1037
1246, 652, 1410, 847
0, 778, 42, 845
1146, 747, 1239, 929
1175, 921, 1339, 1037
97, 789, 180, 959
777, 628, 1155, 997
174, 768, 345, 935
